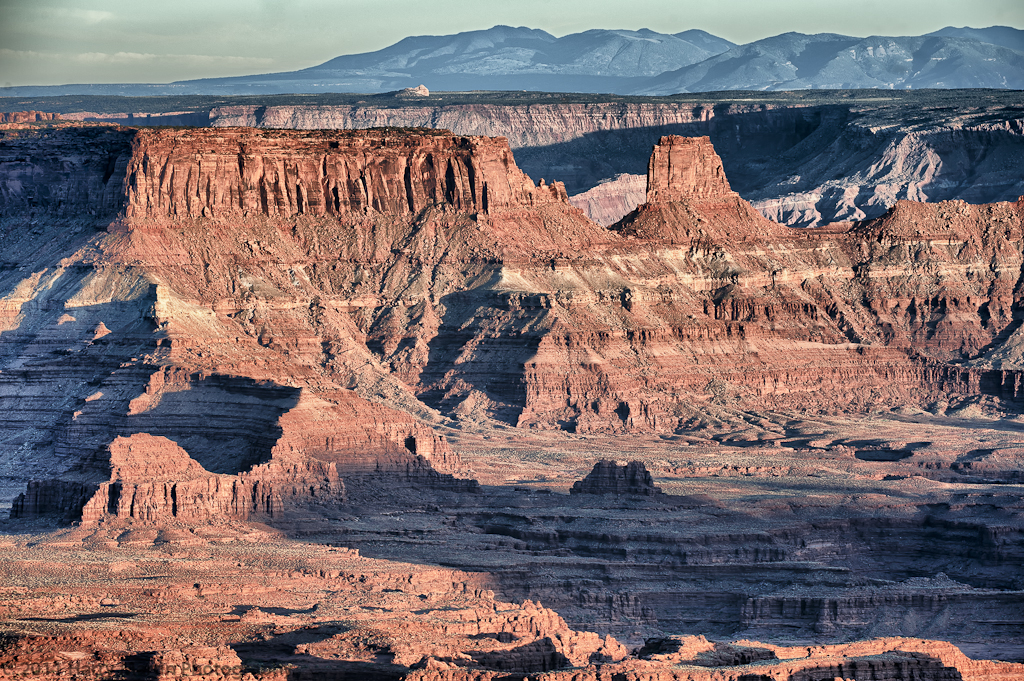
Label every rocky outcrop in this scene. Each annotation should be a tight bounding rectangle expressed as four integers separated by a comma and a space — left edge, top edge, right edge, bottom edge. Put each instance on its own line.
405, 637, 1024, 681
48, 92, 1024, 225
74, 433, 345, 523
124, 127, 567, 220
0, 111, 61, 124
645, 136, 735, 203
10, 434, 346, 523
5, 120, 1024, 680
203, 100, 823, 205
201, 94, 1024, 227
570, 460, 663, 496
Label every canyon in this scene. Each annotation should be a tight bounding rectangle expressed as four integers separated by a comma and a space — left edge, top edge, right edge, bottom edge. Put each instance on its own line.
34, 89, 1023, 229
0, 116, 1023, 680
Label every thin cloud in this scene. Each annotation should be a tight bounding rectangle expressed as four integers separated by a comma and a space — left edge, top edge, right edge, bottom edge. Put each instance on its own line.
71, 52, 276, 66
0, 49, 61, 60
39, 7, 115, 24
1, 48, 273, 67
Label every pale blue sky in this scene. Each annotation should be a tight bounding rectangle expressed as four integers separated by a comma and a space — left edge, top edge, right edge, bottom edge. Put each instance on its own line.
1, 0, 1021, 86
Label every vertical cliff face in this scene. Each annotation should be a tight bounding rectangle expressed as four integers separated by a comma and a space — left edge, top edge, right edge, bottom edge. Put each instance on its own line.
0, 111, 62, 124
124, 127, 567, 220
0, 124, 133, 218
4, 125, 514, 522
206, 102, 724, 148
567, 173, 646, 227
645, 135, 734, 203
114, 126, 1023, 439
201, 97, 1024, 229
5, 121, 1024, 679
72, 433, 347, 524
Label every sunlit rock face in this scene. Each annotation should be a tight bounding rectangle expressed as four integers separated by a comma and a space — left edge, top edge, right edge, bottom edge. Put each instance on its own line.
4, 123, 1024, 521
2, 119, 1024, 678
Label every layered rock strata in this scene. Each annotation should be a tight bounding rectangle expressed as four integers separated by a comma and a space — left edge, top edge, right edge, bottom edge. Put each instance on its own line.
568, 173, 646, 226
3, 123, 1024, 519
570, 460, 663, 496
124, 127, 567, 220
76, 433, 345, 523
53, 92, 1024, 226
2, 127, 489, 521
200, 94, 1024, 227
0, 111, 61, 124
3, 529, 1022, 681
405, 637, 1024, 681
3, 121, 1024, 676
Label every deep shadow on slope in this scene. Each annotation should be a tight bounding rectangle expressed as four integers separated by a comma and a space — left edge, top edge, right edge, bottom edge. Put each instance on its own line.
513, 105, 838, 196
413, 278, 539, 426
124, 374, 301, 474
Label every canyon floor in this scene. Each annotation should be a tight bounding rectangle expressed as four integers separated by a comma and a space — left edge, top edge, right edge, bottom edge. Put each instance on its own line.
3, 410, 1024, 679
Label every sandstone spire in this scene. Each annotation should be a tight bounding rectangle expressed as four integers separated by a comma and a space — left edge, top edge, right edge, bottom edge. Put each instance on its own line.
645, 135, 736, 203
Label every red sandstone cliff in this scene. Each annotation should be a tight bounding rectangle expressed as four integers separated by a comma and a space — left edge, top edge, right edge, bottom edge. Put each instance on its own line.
200, 98, 1024, 230
4, 121, 1024, 675
124, 127, 566, 220
0, 111, 61, 124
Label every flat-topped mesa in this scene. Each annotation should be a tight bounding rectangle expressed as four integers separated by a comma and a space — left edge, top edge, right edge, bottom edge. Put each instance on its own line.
645, 135, 736, 203
124, 127, 568, 220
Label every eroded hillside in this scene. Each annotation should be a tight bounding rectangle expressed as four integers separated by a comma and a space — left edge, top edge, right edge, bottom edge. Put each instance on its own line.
1, 121, 1023, 679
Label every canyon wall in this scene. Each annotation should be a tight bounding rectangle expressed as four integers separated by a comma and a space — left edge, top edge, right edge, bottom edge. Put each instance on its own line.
0, 111, 62, 124
568, 173, 646, 226
125, 127, 566, 220
3, 121, 1024, 674
206, 101, 725, 148
3, 122, 1024, 519
203, 96, 1024, 227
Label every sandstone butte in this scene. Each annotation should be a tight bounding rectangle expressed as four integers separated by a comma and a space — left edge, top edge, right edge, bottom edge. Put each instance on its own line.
1, 119, 1024, 680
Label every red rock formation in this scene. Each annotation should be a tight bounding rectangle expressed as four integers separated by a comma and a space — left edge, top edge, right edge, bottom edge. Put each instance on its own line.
4, 122, 1024, 522
124, 127, 566, 220
645, 135, 735, 203
570, 460, 663, 496
404, 637, 1024, 681
6, 121, 1024, 680
0, 111, 61, 124
71, 433, 344, 524
201, 97, 1024, 229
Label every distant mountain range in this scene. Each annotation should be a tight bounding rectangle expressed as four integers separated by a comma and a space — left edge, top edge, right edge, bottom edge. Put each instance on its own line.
636, 31, 1024, 94
3, 25, 1022, 97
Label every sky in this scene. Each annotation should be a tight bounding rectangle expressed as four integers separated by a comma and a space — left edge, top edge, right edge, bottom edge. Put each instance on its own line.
1, 0, 1022, 87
